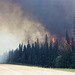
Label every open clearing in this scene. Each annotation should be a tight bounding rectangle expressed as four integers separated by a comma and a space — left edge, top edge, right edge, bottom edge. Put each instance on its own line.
0, 64, 75, 75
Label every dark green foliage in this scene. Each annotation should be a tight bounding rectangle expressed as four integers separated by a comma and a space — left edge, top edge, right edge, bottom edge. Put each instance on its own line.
71, 46, 75, 68
66, 30, 70, 44
7, 34, 75, 68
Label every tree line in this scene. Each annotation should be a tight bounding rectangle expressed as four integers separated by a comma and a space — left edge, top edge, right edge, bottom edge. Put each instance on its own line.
7, 31, 75, 68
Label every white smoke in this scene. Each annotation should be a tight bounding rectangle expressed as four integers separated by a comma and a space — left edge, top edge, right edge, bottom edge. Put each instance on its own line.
0, 1, 50, 55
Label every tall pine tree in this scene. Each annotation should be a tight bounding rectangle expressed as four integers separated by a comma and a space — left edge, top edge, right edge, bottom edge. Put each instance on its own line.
66, 30, 70, 44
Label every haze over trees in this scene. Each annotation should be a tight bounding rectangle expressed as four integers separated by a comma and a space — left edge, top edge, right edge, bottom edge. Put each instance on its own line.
6, 31, 75, 68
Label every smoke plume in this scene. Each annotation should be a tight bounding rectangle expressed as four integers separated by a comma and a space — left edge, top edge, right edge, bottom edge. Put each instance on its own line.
0, 1, 50, 55
11, 0, 75, 37
0, 0, 75, 55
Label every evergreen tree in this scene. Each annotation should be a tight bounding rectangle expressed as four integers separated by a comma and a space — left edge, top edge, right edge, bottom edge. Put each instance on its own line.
8, 50, 13, 63
52, 40, 59, 67
7, 33, 75, 68
73, 17, 75, 37
48, 40, 53, 67
13, 48, 19, 63
36, 38, 40, 65
31, 43, 35, 65
71, 46, 75, 68
44, 34, 49, 67
27, 40, 31, 64
66, 30, 70, 44
18, 43, 23, 63
22, 45, 26, 63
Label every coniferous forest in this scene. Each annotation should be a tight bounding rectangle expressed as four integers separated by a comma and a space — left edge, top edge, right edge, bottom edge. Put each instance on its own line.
7, 31, 75, 68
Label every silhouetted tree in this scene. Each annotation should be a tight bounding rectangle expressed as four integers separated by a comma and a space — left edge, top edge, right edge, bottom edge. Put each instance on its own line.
27, 40, 31, 64
18, 43, 23, 63
7, 33, 75, 68
66, 30, 70, 44
48, 40, 53, 67
22, 45, 26, 63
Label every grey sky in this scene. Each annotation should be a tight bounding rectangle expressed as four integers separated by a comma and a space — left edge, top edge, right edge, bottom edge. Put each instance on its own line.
10, 0, 75, 38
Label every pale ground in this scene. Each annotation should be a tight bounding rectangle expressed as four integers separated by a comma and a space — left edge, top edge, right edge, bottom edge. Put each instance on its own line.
0, 64, 75, 75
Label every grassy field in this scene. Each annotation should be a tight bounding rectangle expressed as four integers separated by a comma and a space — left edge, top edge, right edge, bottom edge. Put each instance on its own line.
54, 68, 75, 72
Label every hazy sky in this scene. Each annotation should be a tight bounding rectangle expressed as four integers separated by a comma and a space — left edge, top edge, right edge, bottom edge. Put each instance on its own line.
11, 0, 75, 37
0, 0, 75, 55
